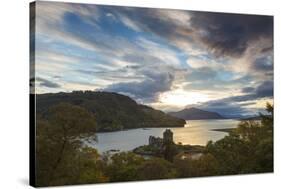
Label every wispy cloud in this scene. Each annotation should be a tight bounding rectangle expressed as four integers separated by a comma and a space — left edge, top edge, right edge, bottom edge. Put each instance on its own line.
34, 1, 273, 115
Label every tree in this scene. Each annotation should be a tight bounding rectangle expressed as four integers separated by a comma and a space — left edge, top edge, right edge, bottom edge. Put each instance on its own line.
105, 152, 145, 182
206, 103, 273, 174
76, 147, 109, 184
36, 103, 103, 186
137, 158, 177, 180
174, 153, 218, 177
163, 143, 177, 162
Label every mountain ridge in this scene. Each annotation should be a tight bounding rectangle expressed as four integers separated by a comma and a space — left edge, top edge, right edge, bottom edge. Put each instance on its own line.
168, 107, 225, 120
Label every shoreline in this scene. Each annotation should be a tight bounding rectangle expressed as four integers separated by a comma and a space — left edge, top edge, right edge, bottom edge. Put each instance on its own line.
211, 128, 236, 133
96, 126, 185, 133
96, 119, 241, 133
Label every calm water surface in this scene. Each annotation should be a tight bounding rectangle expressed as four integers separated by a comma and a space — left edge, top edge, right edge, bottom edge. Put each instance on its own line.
85, 119, 240, 153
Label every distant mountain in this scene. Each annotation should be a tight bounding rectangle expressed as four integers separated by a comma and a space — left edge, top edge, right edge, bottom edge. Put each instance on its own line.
239, 115, 262, 121
35, 91, 186, 132
168, 107, 225, 120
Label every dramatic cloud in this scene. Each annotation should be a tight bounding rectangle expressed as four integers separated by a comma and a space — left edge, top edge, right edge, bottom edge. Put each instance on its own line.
217, 80, 273, 103
256, 80, 274, 98
189, 12, 273, 57
33, 1, 273, 116
192, 80, 273, 116
252, 55, 273, 73
105, 67, 175, 103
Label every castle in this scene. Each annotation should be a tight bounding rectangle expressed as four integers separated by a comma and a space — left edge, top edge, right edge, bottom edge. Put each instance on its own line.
149, 129, 174, 148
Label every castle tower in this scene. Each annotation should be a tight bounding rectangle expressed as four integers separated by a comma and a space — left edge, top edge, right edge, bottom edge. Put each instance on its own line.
163, 129, 173, 144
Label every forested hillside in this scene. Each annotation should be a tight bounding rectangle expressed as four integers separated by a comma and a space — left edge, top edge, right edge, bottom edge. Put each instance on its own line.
36, 91, 185, 132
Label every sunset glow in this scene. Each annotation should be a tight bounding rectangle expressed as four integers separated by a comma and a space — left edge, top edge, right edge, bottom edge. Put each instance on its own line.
159, 90, 209, 107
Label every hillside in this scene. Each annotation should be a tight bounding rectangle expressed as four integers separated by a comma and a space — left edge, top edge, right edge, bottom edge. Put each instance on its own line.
168, 107, 225, 120
36, 91, 186, 132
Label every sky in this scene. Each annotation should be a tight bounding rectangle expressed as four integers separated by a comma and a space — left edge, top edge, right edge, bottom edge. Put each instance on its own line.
31, 1, 273, 117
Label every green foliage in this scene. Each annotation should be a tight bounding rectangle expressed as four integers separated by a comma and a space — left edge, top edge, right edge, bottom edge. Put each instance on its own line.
36, 103, 107, 186
75, 147, 109, 184
47, 102, 97, 137
133, 144, 163, 156
105, 152, 177, 181
206, 134, 250, 174
174, 153, 219, 177
137, 158, 178, 180
163, 143, 178, 162
105, 152, 145, 182
206, 103, 273, 174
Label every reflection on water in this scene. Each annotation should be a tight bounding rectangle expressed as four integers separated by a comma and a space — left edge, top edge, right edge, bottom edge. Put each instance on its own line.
85, 119, 240, 153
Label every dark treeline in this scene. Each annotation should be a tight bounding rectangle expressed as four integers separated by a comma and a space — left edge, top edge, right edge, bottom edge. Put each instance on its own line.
36, 91, 185, 132
35, 101, 273, 187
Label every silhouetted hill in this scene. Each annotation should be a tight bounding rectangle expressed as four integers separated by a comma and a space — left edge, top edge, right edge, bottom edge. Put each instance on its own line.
168, 107, 225, 120
239, 115, 262, 121
36, 91, 186, 132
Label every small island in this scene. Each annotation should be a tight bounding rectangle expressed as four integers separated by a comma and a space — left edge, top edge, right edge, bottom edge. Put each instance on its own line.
133, 129, 204, 161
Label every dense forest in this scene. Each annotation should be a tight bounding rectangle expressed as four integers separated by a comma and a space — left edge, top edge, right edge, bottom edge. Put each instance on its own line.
36, 91, 185, 131
35, 100, 273, 187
